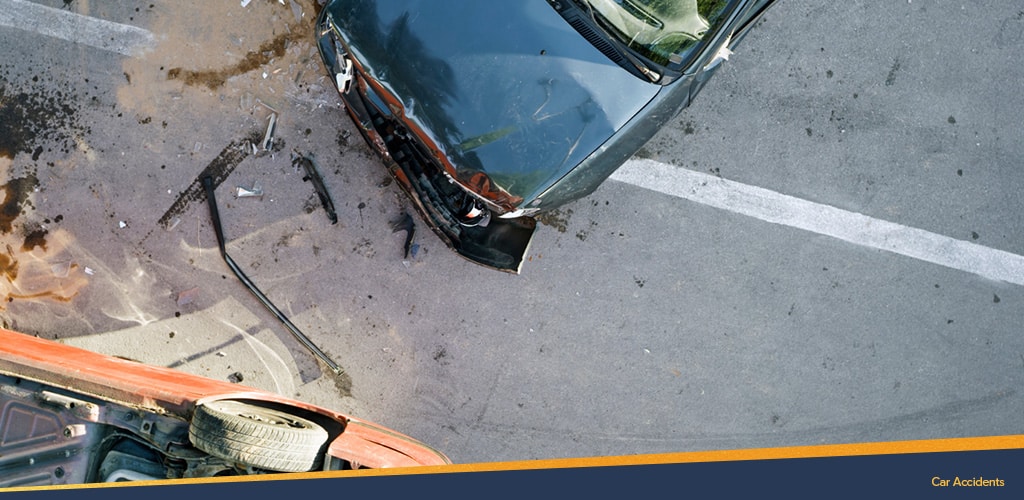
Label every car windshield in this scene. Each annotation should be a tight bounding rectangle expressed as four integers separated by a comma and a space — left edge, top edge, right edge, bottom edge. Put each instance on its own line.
583, 0, 733, 67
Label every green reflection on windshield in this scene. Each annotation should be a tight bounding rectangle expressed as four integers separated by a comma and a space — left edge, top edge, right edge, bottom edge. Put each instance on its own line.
585, 0, 731, 66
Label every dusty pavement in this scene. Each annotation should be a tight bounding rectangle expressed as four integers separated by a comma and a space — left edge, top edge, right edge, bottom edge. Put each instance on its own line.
1, 0, 1023, 464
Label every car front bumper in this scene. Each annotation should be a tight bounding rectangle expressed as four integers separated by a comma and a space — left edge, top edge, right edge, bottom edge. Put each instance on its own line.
316, 10, 536, 273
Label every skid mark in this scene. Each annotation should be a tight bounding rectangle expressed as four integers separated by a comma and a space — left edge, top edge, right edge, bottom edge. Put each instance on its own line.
155, 133, 260, 230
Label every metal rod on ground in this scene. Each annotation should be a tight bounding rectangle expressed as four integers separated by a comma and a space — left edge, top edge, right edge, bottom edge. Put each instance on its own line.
202, 176, 343, 375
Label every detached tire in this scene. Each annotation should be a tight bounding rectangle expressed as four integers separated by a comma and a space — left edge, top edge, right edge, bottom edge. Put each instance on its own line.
189, 400, 329, 472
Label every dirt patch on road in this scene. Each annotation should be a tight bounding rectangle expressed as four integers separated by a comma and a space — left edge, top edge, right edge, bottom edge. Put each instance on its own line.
0, 173, 88, 309
0, 75, 89, 161
117, 1, 316, 117
167, 31, 293, 90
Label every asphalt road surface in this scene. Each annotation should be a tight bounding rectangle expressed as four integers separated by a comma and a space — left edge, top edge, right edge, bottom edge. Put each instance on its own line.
1, 0, 1021, 464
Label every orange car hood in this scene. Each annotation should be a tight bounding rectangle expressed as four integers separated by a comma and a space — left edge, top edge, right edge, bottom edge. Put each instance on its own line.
0, 327, 449, 468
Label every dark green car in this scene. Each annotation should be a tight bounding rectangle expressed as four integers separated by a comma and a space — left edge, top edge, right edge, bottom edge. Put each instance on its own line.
317, 0, 776, 272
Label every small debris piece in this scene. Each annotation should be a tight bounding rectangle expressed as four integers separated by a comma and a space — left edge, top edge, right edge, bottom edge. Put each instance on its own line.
236, 181, 263, 199
118, 221, 127, 229
254, 98, 278, 114
240, 0, 251, 7
240, 92, 254, 112
176, 286, 200, 306
390, 213, 416, 259
51, 262, 72, 278
227, 372, 244, 383
84, 267, 95, 275
258, 113, 277, 155
292, 151, 338, 224
289, 0, 303, 22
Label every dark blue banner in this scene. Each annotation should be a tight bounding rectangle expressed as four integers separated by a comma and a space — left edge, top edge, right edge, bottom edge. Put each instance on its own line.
5, 446, 1020, 499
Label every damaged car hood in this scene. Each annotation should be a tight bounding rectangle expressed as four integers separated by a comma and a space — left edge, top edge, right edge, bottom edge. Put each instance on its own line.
325, 0, 661, 207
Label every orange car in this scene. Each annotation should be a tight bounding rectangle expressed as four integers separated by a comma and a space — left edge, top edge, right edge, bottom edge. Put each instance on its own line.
0, 327, 449, 487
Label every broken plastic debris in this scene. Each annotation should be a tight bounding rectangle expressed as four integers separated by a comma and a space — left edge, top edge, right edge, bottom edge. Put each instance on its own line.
292, 151, 338, 224
236, 181, 263, 199
118, 221, 127, 229
176, 287, 200, 306
259, 113, 277, 154
255, 98, 278, 114
390, 213, 416, 259
50, 261, 72, 278
240, 92, 254, 112
240, 0, 251, 7
84, 267, 95, 276
335, 58, 354, 94
165, 217, 182, 231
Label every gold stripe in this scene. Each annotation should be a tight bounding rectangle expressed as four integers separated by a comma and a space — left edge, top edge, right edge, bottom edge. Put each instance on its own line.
9, 434, 1022, 491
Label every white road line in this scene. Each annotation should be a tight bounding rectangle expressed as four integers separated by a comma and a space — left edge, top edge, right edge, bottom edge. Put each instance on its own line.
0, 0, 154, 56
611, 158, 1024, 287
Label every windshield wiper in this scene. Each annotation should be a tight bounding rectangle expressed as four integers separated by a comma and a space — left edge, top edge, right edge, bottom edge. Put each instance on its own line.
572, 0, 661, 82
